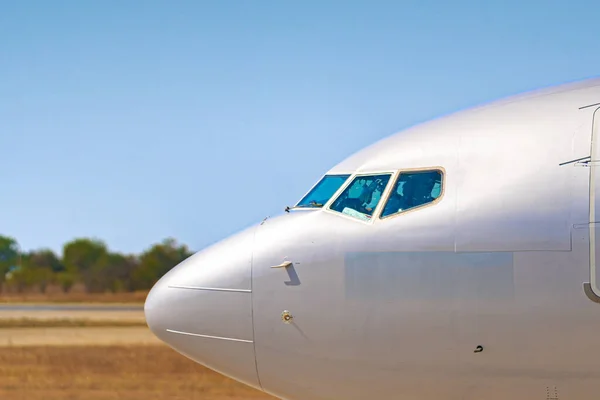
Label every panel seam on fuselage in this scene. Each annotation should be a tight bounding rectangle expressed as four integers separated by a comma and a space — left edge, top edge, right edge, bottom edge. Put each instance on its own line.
167, 285, 251, 293
165, 329, 254, 343
249, 226, 263, 390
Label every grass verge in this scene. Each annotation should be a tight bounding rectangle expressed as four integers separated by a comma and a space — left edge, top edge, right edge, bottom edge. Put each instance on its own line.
0, 345, 275, 400
0, 291, 149, 304
0, 318, 147, 328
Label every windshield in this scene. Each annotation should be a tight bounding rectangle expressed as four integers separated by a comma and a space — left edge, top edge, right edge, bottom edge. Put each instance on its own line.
381, 170, 443, 218
295, 174, 351, 208
329, 174, 392, 221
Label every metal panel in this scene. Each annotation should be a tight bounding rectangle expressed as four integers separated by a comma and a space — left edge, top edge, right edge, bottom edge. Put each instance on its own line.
586, 107, 600, 301
345, 251, 514, 301
454, 101, 575, 252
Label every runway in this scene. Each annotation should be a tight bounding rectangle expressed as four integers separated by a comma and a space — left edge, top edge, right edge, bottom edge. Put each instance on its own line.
0, 326, 159, 346
0, 303, 150, 346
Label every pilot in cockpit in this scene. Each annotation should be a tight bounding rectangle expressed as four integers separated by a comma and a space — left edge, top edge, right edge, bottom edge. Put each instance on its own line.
361, 178, 387, 213
333, 177, 387, 216
382, 172, 437, 216
383, 176, 413, 215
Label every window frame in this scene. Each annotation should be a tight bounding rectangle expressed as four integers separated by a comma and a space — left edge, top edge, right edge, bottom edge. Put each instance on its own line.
378, 166, 446, 220
324, 170, 399, 224
293, 173, 352, 210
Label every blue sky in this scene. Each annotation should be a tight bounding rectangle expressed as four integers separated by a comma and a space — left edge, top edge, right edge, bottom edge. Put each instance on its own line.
1, 1, 598, 255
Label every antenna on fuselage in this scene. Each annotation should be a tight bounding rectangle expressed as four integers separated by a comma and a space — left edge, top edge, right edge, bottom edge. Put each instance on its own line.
559, 155, 591, 166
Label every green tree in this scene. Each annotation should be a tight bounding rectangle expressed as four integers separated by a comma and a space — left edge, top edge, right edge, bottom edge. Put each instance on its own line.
62, 238, 109, 293
6, 256, 36, 293
0, 234, 193, 294
25, 249, 62, 293
56, 271, 77, 293
85, 251, 138, 293
132, 238, 192, 290
0, 235, 20, 293
104, 252, 138, 292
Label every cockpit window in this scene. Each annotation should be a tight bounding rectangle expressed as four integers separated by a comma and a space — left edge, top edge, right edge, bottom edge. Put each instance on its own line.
295, 174, 351, 208
329, 174, 392, 221
380, 169, 443, 218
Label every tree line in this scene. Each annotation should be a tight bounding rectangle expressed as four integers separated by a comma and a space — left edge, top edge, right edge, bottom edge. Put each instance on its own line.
0, 234, 193, 294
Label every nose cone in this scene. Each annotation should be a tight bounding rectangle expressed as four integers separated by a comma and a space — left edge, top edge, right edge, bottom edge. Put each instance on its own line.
144, 225, 260, 390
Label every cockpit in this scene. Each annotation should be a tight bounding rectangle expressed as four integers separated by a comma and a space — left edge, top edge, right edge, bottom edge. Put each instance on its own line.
293, 168, 444, 222
330, 174, 391, 221
295, 174, 351, 208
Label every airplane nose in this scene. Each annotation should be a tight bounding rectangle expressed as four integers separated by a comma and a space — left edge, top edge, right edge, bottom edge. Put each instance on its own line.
144, 225, 260, 390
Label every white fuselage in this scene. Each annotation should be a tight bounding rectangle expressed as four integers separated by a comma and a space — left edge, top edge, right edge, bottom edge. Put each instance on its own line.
145, 78, 600, 399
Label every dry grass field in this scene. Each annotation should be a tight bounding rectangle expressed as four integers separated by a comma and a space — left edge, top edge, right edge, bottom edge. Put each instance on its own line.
0, 306, 147, 329
0, 345, 275, 400
0, 326, 159, 346
0, 296, 277, 399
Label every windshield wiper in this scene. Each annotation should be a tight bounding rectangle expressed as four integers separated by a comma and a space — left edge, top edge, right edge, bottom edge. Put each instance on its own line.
285, 201, 323, 212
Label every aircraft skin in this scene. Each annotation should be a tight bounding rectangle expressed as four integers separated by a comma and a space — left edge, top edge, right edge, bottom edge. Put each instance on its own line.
145, 77, 600, 400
